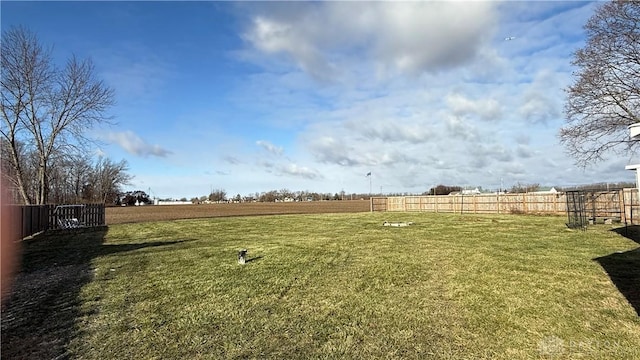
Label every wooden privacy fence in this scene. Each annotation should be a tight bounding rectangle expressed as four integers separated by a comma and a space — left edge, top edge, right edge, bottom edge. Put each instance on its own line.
17, 203, 106, 239
371, 189, 640, 224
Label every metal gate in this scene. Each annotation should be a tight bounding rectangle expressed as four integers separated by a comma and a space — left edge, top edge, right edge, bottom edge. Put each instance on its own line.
566, 190, 587, 230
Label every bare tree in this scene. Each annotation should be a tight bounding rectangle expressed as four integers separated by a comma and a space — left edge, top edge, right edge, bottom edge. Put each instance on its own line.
560, 1, 640, 166
89, 157, 132, 204
279, 188, 293, 201
26, 152, 130, 204
1, 26, 114, 204
426, 184, 462, 195
508, 183, 540, 194
208, 189, 227, 203
66, 154, 93, 203
47, 154, 78, 204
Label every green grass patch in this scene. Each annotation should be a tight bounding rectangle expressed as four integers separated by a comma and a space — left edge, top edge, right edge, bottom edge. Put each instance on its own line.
3, 213, 639, 359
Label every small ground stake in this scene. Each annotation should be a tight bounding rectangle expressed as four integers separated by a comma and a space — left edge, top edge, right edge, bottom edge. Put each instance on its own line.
238, 249, 248, 264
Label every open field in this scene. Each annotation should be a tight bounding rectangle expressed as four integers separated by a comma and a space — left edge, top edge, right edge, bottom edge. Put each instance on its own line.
106, 200, 371, 224
2, 212, 639, 359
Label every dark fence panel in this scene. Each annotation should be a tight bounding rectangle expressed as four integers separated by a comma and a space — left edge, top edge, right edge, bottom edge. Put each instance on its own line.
20, 205, 51, 239
17, 204, 106, 239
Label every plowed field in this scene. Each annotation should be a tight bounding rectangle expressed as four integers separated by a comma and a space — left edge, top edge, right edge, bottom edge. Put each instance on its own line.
106, 200, 370, 224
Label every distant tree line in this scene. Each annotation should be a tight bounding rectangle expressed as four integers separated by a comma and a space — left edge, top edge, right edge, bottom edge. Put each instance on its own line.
178, 181, 639, 205
187, 189, 382, 204
62, 157, 131, 204
555, 182, 635, 192
508, 183, 541, 194
1, 140, 132, 205
424, 185, 463, 195
119, 190, 152, 206
189, 189, 228, 204
509, 182, 636, 193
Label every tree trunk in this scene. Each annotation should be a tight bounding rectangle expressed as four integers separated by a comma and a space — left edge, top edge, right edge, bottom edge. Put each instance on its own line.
37, 159, 47, 204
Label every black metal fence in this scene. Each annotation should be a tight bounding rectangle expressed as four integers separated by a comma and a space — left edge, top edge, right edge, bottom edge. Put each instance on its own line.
17, 204, 106, 239
565, 190, 588, 230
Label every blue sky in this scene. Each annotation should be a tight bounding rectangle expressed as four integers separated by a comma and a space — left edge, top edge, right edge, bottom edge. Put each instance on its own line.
2, 1, 635, 199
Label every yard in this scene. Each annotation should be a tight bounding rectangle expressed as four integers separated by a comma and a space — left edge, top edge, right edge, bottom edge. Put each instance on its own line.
2, 212, 639, 359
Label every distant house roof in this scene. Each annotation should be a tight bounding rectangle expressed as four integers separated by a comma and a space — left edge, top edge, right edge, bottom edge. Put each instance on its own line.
449, 188, 482, 195
461, 188, 481, 195
533, 187, 558, 194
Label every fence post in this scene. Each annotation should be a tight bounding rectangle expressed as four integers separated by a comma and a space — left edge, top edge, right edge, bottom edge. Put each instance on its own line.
618, 189, 624, 224
21, 206, 28, 239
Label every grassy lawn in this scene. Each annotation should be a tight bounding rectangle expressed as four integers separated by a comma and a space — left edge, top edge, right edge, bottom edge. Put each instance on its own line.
2, 212, 639, 359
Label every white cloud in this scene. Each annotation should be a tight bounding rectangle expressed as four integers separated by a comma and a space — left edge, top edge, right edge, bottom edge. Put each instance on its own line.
256, 140, 284, 156
244, 16, 335, 81
516, 70, 563, 124
102, 131, 172, 158
244, 2, 499, 80
223, 155, 242, 165
445, 115, 478, 141
516, 145, 534, 158
345, 117, 431, 144
473, 143, 514, 164
307, 136, 360, 166
365, 2, 498, 74
278, 163, 322, 180
446, 93, 503, 122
